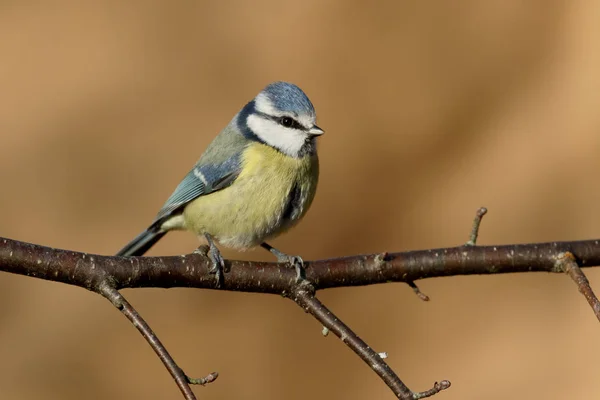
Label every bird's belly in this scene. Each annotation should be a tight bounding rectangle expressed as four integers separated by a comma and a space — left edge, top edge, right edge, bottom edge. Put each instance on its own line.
182, 148, 318, 249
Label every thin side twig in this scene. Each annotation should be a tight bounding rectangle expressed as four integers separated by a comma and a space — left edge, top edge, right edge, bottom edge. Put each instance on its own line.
99, 284, 218, 399
290, 282, 449, 400
407, 280, 430, 301
556, 252, 600, 322
413, 381, 452, 400
465, 207, 488, 246
377, 251, 430, 301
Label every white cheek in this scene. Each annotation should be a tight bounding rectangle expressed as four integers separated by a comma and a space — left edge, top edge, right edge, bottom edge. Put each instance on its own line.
247, 115, 306, 157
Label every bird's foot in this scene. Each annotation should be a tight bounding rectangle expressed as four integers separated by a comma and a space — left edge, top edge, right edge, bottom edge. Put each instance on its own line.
261, 243, 305, 282
287, 255, 306, 283
199, 234, 225, 288
208, 245, 225, 288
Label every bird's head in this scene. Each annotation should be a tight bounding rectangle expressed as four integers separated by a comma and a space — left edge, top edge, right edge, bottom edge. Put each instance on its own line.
240, 82, 323, 157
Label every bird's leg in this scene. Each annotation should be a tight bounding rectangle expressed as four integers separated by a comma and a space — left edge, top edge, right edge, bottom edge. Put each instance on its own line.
204, 233, 224, 288
260, 242, 305, 282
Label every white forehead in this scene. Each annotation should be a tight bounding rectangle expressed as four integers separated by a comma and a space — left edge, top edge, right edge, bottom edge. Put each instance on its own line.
254, 93, 315, 129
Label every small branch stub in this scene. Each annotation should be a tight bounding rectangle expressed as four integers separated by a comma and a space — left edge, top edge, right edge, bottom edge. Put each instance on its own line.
187, 372, 219, 386
407, 281, 430, 301
412, 381, 452, 399
465, 207, 488, 246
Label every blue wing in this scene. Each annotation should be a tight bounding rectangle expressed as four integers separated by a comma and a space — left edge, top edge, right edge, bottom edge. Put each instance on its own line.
153, 154, 242, 223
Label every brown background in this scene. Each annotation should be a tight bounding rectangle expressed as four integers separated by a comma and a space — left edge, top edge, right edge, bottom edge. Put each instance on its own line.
1, 1, 600, 399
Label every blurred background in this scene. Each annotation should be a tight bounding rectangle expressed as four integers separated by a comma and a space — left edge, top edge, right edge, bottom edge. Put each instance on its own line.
1, 1, 600, 399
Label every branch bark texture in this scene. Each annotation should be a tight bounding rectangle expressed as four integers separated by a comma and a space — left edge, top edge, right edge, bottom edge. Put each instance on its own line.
3, 237, 600, 293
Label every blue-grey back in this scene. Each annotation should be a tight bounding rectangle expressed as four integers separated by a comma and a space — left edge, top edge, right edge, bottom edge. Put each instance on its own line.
153, 113, 250, 223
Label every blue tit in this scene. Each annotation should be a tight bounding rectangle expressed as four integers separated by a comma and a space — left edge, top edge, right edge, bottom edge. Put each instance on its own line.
117, 81, 323, 285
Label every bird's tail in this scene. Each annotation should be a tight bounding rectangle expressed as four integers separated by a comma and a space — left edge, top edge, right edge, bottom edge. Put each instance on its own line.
116, 227, 166, 257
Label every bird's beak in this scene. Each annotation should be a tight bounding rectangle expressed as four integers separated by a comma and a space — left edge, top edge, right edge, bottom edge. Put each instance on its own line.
308, 125, 324, 136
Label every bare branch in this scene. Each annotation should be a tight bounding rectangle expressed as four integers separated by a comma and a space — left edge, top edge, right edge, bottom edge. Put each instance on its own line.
6, 237, 600, 294
290, 281, 442, 400
556, 251, 600, 322
100, 284, 217, 399
4, 227, 600, 398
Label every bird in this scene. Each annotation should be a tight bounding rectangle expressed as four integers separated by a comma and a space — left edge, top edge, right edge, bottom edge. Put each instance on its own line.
116, 81, 323, 286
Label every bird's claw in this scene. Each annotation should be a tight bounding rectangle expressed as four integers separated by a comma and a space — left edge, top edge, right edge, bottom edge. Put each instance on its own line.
193, 245, 223, 287
207, 245, 225, 288
275, 254, 305, 282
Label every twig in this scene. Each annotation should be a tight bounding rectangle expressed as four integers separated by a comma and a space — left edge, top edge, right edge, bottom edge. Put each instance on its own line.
290, 281, 448, 400
407, 280, 430, 301
556, 252, 600, 322
187, 372, 219, 386
376, 251, 431, 301
413, 381, 452, 399
465, 207, 488, 246
99, 284, 217, 399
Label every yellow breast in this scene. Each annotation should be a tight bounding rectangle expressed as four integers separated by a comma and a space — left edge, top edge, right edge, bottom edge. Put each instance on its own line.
182, 143, 319, 249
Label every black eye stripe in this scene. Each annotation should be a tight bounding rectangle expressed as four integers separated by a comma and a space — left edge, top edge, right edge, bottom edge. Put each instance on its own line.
254, 111, 306, 131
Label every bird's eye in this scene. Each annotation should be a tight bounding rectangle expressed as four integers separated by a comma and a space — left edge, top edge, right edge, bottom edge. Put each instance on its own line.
280, 117, 294, 128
